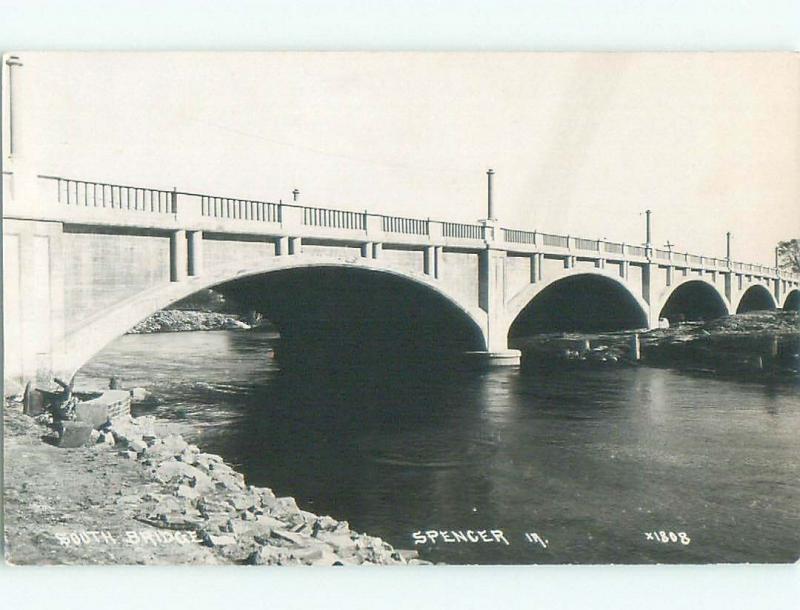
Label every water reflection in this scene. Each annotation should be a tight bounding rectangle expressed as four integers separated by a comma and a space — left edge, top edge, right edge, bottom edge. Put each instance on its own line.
78, 330, 800, 564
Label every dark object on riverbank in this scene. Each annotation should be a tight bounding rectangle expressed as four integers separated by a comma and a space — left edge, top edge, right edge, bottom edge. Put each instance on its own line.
516, 311, 799, 381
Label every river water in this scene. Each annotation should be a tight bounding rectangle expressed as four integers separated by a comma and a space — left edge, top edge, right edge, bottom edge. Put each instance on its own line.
77, 330, 800, 564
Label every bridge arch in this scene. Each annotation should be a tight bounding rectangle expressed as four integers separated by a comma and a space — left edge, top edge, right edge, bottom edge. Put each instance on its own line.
506, 270, 650, 338
782, 289, 800, 311
733, 283, 777, 313
655, 277, 730, 324
63, 256, 489, 378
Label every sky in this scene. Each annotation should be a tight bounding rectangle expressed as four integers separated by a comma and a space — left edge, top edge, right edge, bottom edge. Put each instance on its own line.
4, 52, 799, 264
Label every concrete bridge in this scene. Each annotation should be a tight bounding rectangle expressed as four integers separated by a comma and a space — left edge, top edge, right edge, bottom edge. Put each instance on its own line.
3, 170, 799, 394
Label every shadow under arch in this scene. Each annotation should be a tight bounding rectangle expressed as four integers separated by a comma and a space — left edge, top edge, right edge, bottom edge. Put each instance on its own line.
214, 266, 488, 369
658, 279, 729, 323
784, 289, 800, 311
65, 259, 488, 378
735, 284, 777, 313
508, 273, 649, 338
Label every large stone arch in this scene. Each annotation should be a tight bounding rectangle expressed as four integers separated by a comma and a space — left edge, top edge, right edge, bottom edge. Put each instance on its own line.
784, 289, 800, 311
505, 269, 651, 338
62, 255, 489, 379
653, 276, 731, 323
733, 283, 778, 313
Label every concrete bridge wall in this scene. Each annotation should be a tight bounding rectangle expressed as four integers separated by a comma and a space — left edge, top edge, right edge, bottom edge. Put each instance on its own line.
3, 172, 799, 394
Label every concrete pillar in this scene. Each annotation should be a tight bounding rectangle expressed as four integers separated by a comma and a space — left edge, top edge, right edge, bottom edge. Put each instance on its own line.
530, 253, 539, 283
774, 278, 782, 306
289, 236, 302, 255
276, 236, 289, 256
666, 265, 673, 287
434, 246, 443, 279
187, 230, 203, 276
170, 230, 187, 282
595, 258, 606, 269
372, 242, 382, 259
360, 242, 372, 258
724, 272, 732, 303
642, 263, 655, 325
424, 246, 435, 276
476, 248, 519, 365
620, 261, 629, 280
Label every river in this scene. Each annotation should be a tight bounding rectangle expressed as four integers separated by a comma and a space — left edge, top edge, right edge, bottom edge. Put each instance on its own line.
77, 329, 800, 564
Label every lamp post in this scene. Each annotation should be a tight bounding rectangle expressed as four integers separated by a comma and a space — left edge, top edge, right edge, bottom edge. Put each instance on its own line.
645, 209, 652, 247
486, 169, 495, 221
726, 232, 732, 261
292, 188, 300, 203
5, 55, 23, 157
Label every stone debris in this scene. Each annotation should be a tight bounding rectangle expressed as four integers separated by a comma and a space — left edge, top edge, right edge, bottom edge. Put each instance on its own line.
127, 310, 252, 334
88, 412, 416, 566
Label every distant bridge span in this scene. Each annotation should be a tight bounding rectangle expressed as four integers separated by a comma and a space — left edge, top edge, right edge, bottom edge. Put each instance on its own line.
3, 172, 799, 393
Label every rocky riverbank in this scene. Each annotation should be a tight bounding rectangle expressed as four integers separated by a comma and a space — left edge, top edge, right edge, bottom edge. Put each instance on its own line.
514, 311, 800, 379
3, 399, 424, 566
127, 310, 252, 334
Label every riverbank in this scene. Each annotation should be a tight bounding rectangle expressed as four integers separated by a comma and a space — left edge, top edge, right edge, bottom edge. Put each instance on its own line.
514, 311, 799, 379
127, 310, 253, 334
3, 399, 423, 566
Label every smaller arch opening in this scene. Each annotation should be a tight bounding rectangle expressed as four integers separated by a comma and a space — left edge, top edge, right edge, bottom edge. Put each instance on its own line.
783, 289, 800, 311
659, 281, 727, 323
509, 274, 648, 338
736, 285, 776, 314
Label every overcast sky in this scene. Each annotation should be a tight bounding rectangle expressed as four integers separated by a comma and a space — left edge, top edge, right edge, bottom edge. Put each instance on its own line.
6, 52, 798, 264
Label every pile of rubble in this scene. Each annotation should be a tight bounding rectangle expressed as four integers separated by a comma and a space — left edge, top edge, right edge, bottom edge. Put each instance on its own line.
127, 310, 251, 334
104, 415, 426, 566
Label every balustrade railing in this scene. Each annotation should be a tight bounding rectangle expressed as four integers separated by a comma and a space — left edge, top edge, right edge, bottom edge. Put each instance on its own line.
382, 215, 429, 235
33, 174, 799, 280
303, 206, 366, 230
503, 228, 538, 244
574, 237, 600, 251
50, 176, 175, 213
200, 195, 281, 223
541, 232, 569, 248
442, 222, 483, 240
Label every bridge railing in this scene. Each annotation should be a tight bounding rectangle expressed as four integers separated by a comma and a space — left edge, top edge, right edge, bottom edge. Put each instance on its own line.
442, 222, 484, 240
574, 237, 600, 251
382, 215, 429, 235
502, 228, 538, 245
540, 233, 569, 248
199, 195, 281, 223
31, 174, 800, 281
303, 206, 366, 231
44, 176, 176, 214
603, 241, 624, 255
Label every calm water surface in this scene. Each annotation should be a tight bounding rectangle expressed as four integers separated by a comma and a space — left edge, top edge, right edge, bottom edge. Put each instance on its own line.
78, 330, 800, 564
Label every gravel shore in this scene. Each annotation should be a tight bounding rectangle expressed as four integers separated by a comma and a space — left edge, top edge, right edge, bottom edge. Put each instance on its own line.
3, 400, 423, 566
